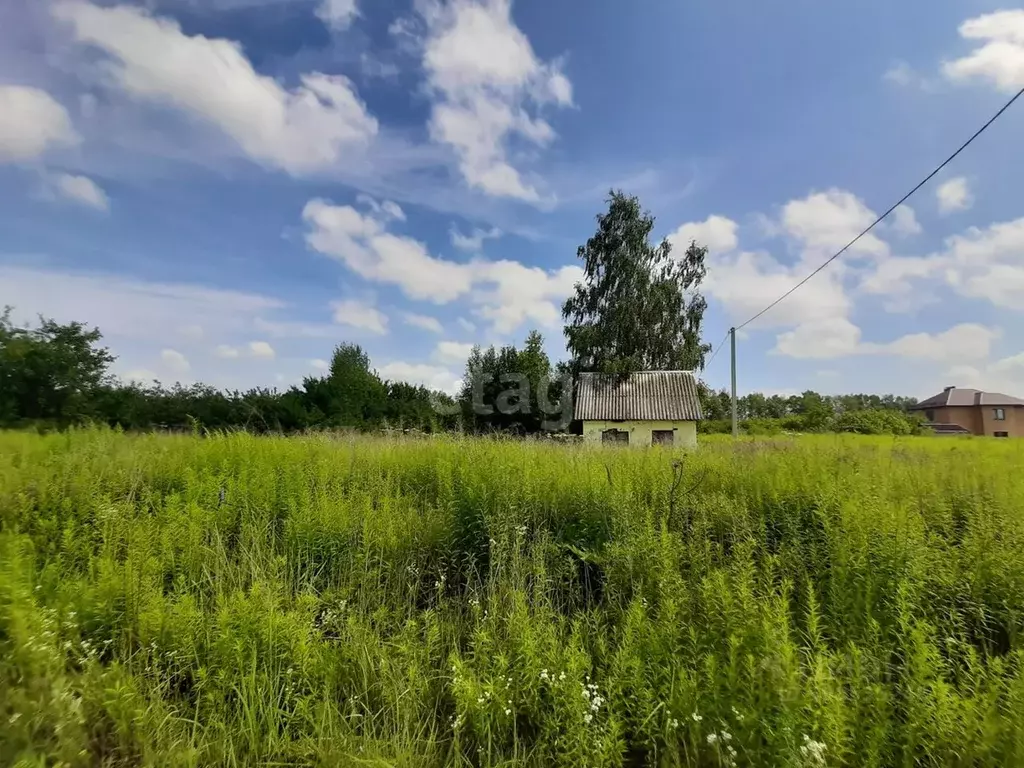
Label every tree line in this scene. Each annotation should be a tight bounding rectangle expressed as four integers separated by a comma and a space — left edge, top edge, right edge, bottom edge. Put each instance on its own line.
0, 309, 456, 433
2, 190, 925, 436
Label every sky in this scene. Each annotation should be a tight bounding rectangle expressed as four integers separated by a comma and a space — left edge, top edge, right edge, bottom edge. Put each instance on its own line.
2, 0, 1024, 400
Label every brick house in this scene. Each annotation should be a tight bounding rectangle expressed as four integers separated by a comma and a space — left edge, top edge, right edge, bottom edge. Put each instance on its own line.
909, 386, 1024, 437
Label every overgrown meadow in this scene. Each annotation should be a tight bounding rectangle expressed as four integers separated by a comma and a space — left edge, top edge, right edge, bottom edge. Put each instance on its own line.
3, 430, 1024, 767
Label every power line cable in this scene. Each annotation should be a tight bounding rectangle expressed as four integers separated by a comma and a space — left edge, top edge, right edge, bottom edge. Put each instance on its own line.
735, 85, 1024, 332
703, 329, 732, 370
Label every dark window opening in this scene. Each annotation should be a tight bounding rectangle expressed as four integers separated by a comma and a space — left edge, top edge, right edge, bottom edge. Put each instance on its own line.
602, 429, 629, 445
994, 408, 1006, 421
652, 430, 675, 446
925, 410, 935, 422
995, 431, 1009, 438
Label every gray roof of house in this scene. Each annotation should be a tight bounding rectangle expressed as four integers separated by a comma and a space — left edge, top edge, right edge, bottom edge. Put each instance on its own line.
910, 387, 1024, 410
574, 371, 703, 421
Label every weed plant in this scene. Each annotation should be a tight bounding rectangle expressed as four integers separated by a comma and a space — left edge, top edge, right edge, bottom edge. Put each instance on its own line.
2, 429, 1024, 766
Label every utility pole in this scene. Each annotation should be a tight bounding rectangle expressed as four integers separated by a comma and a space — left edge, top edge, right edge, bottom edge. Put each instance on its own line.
730, 327, 738, 438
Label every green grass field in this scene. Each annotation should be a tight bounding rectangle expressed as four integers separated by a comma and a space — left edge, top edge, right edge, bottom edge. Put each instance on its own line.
3, 430, 1024, 767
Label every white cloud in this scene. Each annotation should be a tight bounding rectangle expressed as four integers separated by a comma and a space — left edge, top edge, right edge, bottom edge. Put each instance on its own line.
991, 351, 1024, 374
774, 317, 862, 360
774, 321, 999, 362
403, 313, 444, 333
304, 199, 475, 303
781, 189, 887, 258
53, 1, 377, 175
666, 215, 739, 254
860, 217, 1024, 310
457, 317, 476, 332
417, 0, 572, 201
316, 0, 358, 30
451, 225, 503, 251
330, 298, 389, 334
943, 10, 1024, 92
471, 260, 582, 333
865, 323, 998, 362
0, 266, 284, 346
311, 358, 329, 371
377, 361, 462, 395
303, 198, 581, 331
859, 255, 936, 299
0, 85, 78, 162
216, 345, 241, 359
248, 341, 276, 359
704, 249, 852, 329
160, 348, 190, 373
356, 194, 406, 221
434, 340, 474, 365
52, 173, 109, 211
936, 177, 972, 214
890, 205, 922, 236
883, 61, 939, 92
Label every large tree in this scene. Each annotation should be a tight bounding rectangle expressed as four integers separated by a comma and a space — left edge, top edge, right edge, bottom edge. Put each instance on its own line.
562, 191, 711, 379
0, 309, 115, 426
458, 330, 557, 434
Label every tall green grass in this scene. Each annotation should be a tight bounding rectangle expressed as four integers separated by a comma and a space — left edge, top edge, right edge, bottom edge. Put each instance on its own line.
2, 429, 1024, 766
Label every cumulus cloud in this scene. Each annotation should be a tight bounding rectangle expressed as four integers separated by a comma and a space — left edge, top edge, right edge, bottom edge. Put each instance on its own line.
357, 194, 406, 221
434, 340, 474, 365
415, 0, 572, 201
304, 199, 475, 303
936, 177, 972, 214
943, 10, 1024, 91
890, 205, 922, 236
52, 173, 109, 211
884, 61, 939, 92
377, 361, 462, 395
0, 266, 284, 347
0, 85, 78, 162
331, 298, 389, 334
457, 317, 477, 333
316, 0, 358, 30
311, 358, 329, 371
248, 341, 276, 359
216, 345, 241, 359
53, 1, 377, 175
862, 217, 1024, 310
451, 225, 503, 251
160, 348, 190, 373
303, 198, 582, 332
667, 215, 739, 255
704, 249, 852, 330
774, 321, 999, 362
774, 318, 862, 360
472, 259, 583, 333
403, 313, 444, 333
780, 189, 887, 258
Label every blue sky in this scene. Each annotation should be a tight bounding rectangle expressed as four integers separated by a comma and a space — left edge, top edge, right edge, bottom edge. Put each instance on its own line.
2, 0, 1024, 399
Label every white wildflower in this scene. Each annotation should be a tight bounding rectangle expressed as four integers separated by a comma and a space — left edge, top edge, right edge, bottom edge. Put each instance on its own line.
707, 732, 718, 745
691, 711, 703, 722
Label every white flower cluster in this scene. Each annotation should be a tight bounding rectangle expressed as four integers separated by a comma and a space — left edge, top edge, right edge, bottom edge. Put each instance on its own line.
800, 734, 827, 766
539, 668, 567, 683
706, 728, 737, 765
581, 678, 603, 724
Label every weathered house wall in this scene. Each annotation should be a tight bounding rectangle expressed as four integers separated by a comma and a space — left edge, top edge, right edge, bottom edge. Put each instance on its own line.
582, 420, 697, 448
